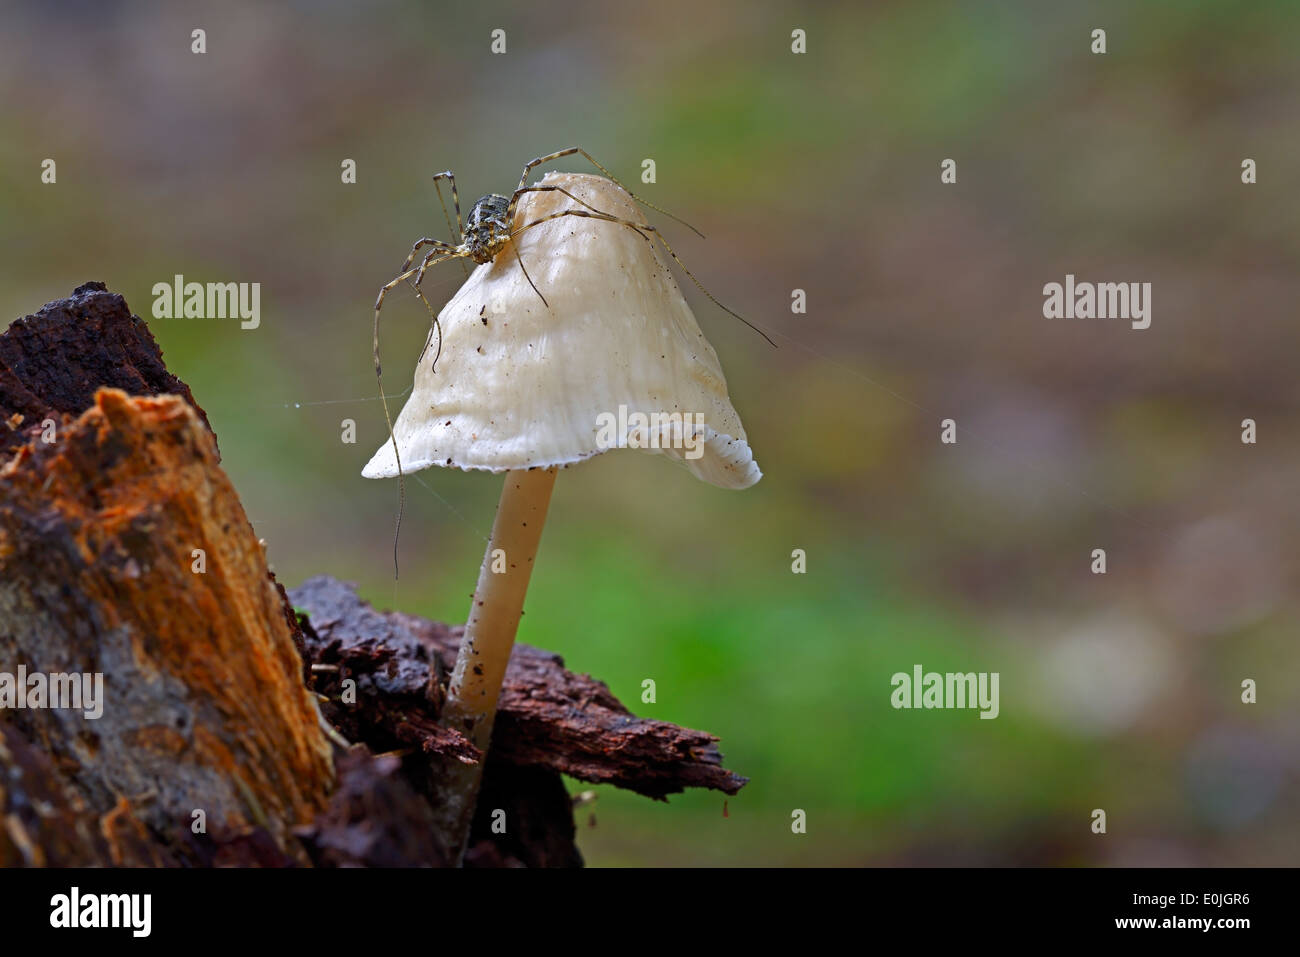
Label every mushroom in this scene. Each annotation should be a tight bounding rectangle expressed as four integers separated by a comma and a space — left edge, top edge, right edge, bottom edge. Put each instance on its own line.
362, 171, 760, 860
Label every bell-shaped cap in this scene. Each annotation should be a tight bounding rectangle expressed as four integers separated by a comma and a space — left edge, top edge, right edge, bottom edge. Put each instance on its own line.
362, 171, 760, 489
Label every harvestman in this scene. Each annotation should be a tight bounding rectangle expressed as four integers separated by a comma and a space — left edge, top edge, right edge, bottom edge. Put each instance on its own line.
371, 147, 773, 571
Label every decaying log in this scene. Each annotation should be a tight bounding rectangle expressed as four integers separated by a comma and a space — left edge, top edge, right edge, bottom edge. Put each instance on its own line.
287, 576, 479, 767
0, 388, 333, 856
1, 283, 747, 868
0, 282, 212, 460
297, 749, 448, 867
292, 575, 748, 800
0, 723, 174, 867
466, 761, 583, 867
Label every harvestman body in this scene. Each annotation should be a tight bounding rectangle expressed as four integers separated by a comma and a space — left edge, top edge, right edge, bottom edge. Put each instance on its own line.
372, 147, 772, 573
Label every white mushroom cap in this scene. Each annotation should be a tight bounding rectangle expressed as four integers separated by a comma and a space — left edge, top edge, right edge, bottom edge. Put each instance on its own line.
362, 171, 760, 489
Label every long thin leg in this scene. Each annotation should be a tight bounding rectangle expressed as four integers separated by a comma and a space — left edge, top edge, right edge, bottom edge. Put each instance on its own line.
432, 171, 470, 279
373, 252, 459, 577
375, 251, 458, 400
415, 241, 462, 285
408, 246, 456, 369
431, 171, 464, 238
399, 238, 457, 280
510, 237, 547, 307
505, 183, 684, 307
410, 278, 445, 370
511, 184, 617, 216
509, 209, 776, 347
505, 186, 621, 307
511, 147, 705, 239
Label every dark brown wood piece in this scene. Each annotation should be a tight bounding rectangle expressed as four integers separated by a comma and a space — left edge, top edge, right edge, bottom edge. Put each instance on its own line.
293, 575, 748, 800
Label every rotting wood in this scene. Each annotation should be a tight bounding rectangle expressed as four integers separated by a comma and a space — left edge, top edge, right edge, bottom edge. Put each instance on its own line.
0, 723, 174, 867
292, 575, 748, 800
1, 283, 747, 867
0, 388, 334, 856
1, 281, 212, 460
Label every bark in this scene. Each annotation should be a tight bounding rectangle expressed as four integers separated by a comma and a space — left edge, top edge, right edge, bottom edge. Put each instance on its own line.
297, 749, 449, 867
1, 283, 747, 868
293, 575, 748, 800
0, 723, 175, 867
466, 761, 583, 868
0, 388, 334, 857
0, 281, 212, 460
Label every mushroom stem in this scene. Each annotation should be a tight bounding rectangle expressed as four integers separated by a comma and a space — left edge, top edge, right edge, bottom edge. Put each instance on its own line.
437, 466, 558, 861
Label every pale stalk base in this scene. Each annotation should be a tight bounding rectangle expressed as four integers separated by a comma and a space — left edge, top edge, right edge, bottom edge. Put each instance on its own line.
434, 467, 557, 864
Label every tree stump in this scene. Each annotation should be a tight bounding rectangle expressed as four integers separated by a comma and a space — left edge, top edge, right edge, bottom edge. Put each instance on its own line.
1, 283, 747, 867
0, 387, 333, 857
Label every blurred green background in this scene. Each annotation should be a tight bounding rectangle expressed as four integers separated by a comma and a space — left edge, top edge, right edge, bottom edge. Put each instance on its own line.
2, 0, 1297, 865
